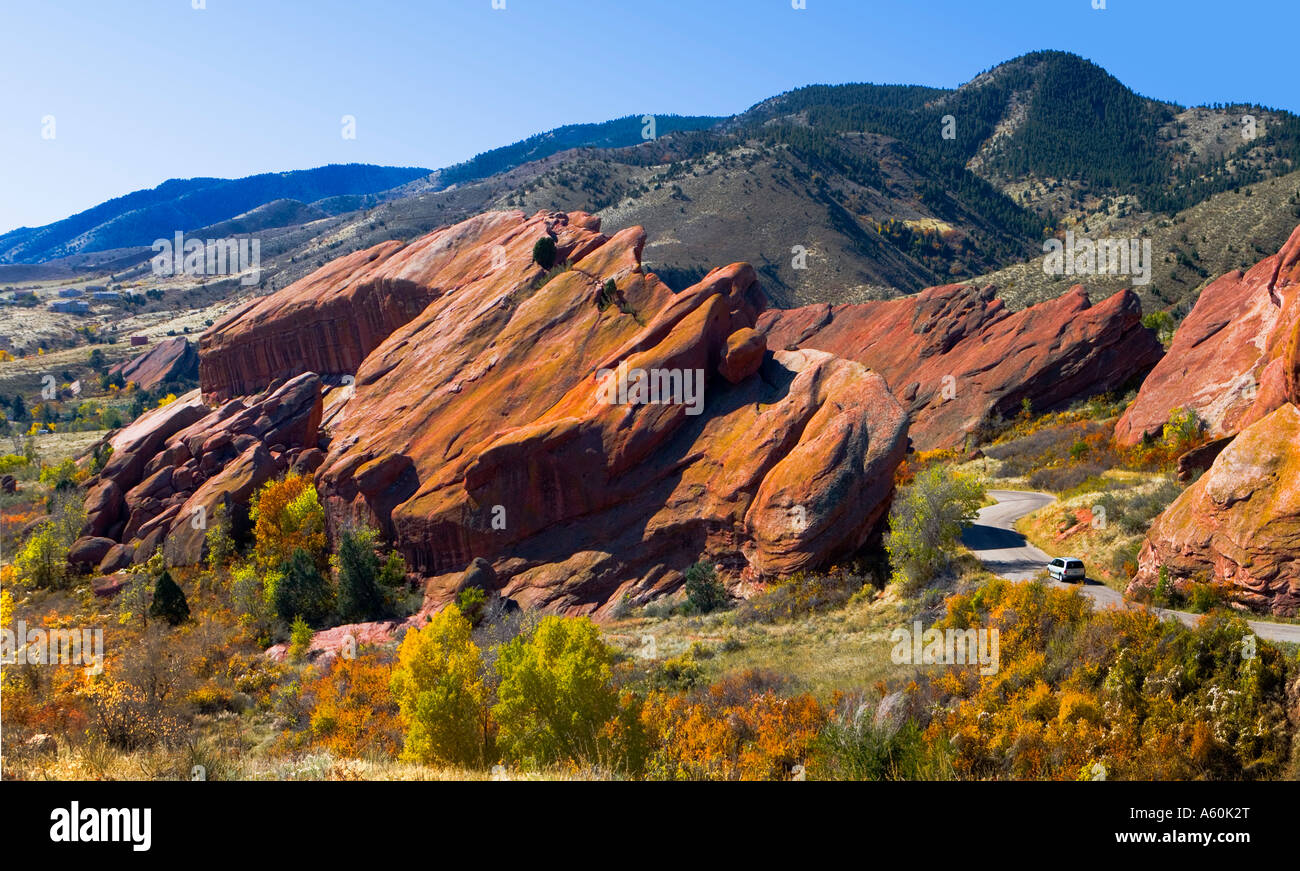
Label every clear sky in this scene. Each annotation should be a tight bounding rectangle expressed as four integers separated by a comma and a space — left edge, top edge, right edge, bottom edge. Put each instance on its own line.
2, 0, 1296, 235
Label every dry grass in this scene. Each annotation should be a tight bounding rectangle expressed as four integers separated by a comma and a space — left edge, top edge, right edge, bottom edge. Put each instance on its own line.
604, 567, 997, 700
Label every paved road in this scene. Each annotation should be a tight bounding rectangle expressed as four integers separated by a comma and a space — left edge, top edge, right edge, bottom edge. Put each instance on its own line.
963, 489, 1300, 645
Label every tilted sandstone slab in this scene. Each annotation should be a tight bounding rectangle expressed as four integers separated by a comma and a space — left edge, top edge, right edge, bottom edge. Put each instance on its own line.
109, 336, 199, 391
1115, 223, 1300, 445
199, 209, 608, 400
309, 211, 910, 616
758, 283, 1161, 451
1128, 403, 1300, 616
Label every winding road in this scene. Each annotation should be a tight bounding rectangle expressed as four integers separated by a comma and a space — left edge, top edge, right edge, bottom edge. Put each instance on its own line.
962, 489, 1300, 645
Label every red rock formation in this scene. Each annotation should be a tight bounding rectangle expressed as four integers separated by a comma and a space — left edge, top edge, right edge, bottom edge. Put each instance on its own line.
759, 283, 1161, 451
1114, 224, 1300, 445
78, 374, 323, 566
74, 209, 911, 618
1128, 403, 1300, 616
306, 211, 910, 616
1127, 232, 1300, 615
199, 210, 608, 400
108, 337, 198, 391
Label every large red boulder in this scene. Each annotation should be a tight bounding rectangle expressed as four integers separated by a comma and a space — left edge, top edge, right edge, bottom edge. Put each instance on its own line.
759, 283, 1162, 451
1128, 403, 1300, 616
67, 536, 116, 572
73, 374, 324, 568
163, 443, 278, 565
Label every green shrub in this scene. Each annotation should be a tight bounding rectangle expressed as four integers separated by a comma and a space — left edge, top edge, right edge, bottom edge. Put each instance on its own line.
335, 528, 387, 623
16, 521, 70, 589
389, 605, 486, 766
287, 616, 313, 662
455, 586, 488, 627
493, 615, 618, 766
597, 278, 617, 311
885, 467, 984, 591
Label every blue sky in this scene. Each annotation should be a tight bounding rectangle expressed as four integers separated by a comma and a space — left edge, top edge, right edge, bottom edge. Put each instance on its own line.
2, 0, 1296, 234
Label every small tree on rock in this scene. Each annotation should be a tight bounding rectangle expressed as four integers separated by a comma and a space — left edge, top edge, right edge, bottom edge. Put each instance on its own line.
531, 236, 557, 270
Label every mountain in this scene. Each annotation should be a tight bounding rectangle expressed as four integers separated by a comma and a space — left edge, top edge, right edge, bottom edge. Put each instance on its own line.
0, 115, 722, 268
239, 51, 1297, 308
0, 163, 432, 264
11, 52, 1299, 314
426, 113, 725, 190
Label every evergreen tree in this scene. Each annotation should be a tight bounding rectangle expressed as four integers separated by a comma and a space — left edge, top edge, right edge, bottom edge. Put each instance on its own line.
148, 570, 190, 626
531, 236, 557, 270
274, 547, 333, 626
336, 529, 387, 622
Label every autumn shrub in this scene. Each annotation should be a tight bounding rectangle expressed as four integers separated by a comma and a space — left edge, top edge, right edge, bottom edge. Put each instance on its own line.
390, 605, 487, 766
734, 568, 865, 624
641, 681, 826, 781
250, 473, 327, 572
493, 615, 619, 767
894, 448, 962, 486
305, 654, 402, 759
81, 626, 192, 750
921, 578, 1292, 780
1027, 461, 1107, 493
649, 645, 709, 692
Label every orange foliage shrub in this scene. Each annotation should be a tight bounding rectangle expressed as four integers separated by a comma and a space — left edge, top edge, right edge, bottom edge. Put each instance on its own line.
249, 473, 327, 571
922, 578, 1292, 780
641, 677, 826, 781
303, 654, 402, 759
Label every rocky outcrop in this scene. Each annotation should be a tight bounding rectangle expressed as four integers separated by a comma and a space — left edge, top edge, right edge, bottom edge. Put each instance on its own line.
71, 209, 911, 616
758, 283, 1162, 451
1125, 233, 1300, 614
108, 337, 199, 391
1114, 224, 1300, 445
78, 374, 323, 566
199, 210, 609, 400
1129, 403, 1300, 616
302, 210, 910, 616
